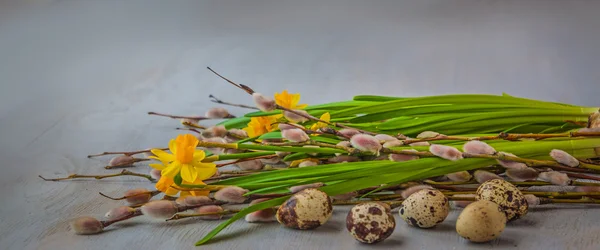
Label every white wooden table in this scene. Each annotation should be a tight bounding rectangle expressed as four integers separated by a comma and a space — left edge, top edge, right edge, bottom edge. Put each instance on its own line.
1, 1, 599, 249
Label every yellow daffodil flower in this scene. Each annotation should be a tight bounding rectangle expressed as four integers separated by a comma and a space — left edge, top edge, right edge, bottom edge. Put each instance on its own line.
274, 90, 307, 110
149, 134, 217, 184
243, 116, 278, 138
310, 112, 330, 131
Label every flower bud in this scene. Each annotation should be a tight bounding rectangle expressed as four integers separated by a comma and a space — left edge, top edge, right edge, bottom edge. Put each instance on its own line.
245, 198, 276, 223
416, 131, 440, 139
450, 194, 476, 208
328, 155, 360, 163
175, 196, 212, 206
538, 171, 571, 186
283, 110, 310, 123
400, 185, 433, 199
578, 127, 600, 133
496, 152, 527, 169
463, 141, 496, 155
382, 140, 402, 148
473, 170, 502, 184
374, 134, 397, 142
237, 159, 264, 171
71, 216, 103, 235
446, 171, 472, 182
282, 128, 310, 142
350, 134, 382, 155
124, 188, 152, 205
278, 123, 299, 131
332, 191, 358, 201
228, 128, 248, 138
202, 125, 228, 138
429, 144, 463, 161
388, 149, 420, 162
181, 118, 200, 125
550, 149, 579, 167
105, 206, 135, 220
289, 182, 325, 193
339, 128, 360, 138
203, 137, 227, 155
275, 151, 290, 158
505, 167, 539, 182
108, 155, 135, 167
214, 186, 248, 203
588, 109, 600, 128
205, 107, 233, 119
260, 157, 281, 164
523, 194, 540, 206
194, 205, 224, 220
141, 200, 178, 219
149, 169, 162, 180
252, 93, 276, 112
409, 141, 430, 146
298, 160, 318, 168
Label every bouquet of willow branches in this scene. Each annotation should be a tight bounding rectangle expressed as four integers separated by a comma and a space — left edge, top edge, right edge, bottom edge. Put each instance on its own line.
42, 68, 600, 246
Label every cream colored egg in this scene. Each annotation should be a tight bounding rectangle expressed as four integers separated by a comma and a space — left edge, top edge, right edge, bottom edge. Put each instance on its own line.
399, 189, 449, 228
346, 202, 396, 244
276, 188, 333, 229
456, 200, 507, 242
476, 179, 528, 221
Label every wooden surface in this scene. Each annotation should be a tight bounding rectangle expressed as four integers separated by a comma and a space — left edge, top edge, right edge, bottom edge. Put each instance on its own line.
1, 1, 600, 249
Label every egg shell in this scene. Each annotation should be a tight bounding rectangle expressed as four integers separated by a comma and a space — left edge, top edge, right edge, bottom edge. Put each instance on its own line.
276, 188, 333, 230
346, 202, 396, 244
456, 200, 506, 242
399, 189, 449, 228
476, 179, 528, 221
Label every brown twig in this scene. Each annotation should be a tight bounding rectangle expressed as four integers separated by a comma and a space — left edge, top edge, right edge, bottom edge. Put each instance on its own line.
176, 127, 203, 134
215, 154, 278, 168
399, 131, 600, 145
101, 209, 143, 228
166, 209, 240, 221
98, 190, 161, 200
147, 111, 209, 121
105, 158, 150, 169
39, 169, 154, 182
209, 94, 258, 110
87, 148, 168, 158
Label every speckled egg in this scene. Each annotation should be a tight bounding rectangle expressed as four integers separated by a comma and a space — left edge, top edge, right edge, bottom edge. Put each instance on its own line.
399, 189, 449, 228
456, 200, 507, 242
476, 179, 528, 221
346, 202, 396, 244
276, 188, 333, 230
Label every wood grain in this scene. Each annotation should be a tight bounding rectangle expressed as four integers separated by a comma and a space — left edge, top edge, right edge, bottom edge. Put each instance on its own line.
0, 1, 599, 249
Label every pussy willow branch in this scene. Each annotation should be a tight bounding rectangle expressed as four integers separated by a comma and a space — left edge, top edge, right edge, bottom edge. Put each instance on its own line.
370, 191, 600, 201
176, 127, 203, 134
98, 190, 162, 201
101, 209, 143, 228
400, 131, 600, 145
166, 209, 241, 221
215, 154, 279, 168
104, 158, 149, 169
209, 94, 259, 110
147, 111, 210, 121
39, 169, 154, 182
88, 147, 168, 158
424, 179, 600, 187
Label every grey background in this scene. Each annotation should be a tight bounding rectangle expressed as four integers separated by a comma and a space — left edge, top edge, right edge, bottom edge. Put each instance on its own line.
1, 1, 599, 249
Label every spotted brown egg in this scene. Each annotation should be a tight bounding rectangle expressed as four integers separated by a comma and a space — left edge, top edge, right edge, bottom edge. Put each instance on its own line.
346, 202, 395, 244
456, 200, 507, 242
476, 179, 528, 221
399, 189, 449, 228
276, 188, 333, 230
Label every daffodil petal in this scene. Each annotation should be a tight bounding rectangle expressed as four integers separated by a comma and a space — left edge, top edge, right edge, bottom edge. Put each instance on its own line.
180, 164, 199, 183
151, 149, 175, 162
296, 104, 308, 109
194, 163, 217, 180
161, 162, 181, 178
168, 139, 177, 155
193, 150, 206, 161
149, 163, 166, 170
